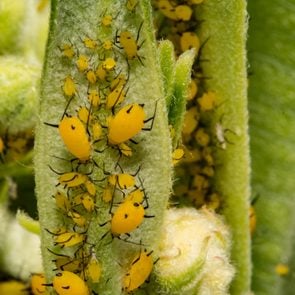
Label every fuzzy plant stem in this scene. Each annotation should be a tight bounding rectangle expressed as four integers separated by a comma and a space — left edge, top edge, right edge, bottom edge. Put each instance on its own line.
195, 1, 251, 294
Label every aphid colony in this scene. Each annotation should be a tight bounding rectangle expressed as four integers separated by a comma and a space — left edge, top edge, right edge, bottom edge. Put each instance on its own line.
0, 129, 34, 163
153, 0, 223, 211
41, 4, 156, 294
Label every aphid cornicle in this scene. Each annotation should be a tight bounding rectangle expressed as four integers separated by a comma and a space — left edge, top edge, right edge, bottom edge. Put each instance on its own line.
123, 249, 154, 292
107, 102, 157, 145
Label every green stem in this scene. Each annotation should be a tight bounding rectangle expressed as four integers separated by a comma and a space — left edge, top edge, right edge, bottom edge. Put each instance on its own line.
195, 1, 251, 294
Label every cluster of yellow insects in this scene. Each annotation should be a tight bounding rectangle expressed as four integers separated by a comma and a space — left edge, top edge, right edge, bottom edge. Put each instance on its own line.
0, 129, 34, 163
31, 1, 158, 294
152, 0, 223, 211
153, 0, 257, 235
0, 0, 259, 294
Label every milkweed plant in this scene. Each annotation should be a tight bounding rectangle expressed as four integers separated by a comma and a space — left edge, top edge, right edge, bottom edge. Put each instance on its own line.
0, 0, 294, 294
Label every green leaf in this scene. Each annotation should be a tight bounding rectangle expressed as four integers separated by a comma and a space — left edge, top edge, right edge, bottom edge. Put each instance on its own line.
169, 48, 196, 148
158, 40, 176, 112
248, 0, 295, 294
34, 1, 172, 294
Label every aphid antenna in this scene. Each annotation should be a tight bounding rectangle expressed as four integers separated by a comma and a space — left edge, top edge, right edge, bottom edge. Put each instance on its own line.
195, 36, 210, 64
142, 99, 158, 131
48, 165, 65, 175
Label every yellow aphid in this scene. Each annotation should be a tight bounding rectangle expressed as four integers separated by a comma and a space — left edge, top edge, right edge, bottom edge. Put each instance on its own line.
192, 174, 209, 191
53, 232, 86, 248
195, 128, 210, 147
125, 189, 144, 203
53, 255, 82, 273
117, 23, 143, 62
73, 193, 95, 212
158, 0, 177, 20
58, 116, 91, 162
197, 91, 216, 111
202, 146, 214, 166
118, 31, 138, 60
172, 148, 185, 165
175, 5, 192, 21
63, 76, 76, 97
206, 193, 221, 211
187, 79, 198, 101
83, 37, 98, 49
110, 73, 128, 90
53, 271, 89, 295
102, 57, 116, 71
77, 106, 91, 124
76, 55, 89, 72
181, 147, 201, 163
86, 70, 97, 84
180, 32, 200, 52
126, 0, 138, 12
7, 137, 27, 153
118, 142, 133, 157
102, 185, 114, 203
106, 85, 126, 109
123, 249, 153, 292
108, 173, 135, 190
101, 15, 112, 27
57, 172, 88, 188
95, 64, 107, 81
0, 137, 4, 154
275, 263, 289, 276
111, 199, 145, 235
86, 254, 102, 283
183, 107, 199, 135
102, 40, 113, 51
87, 89, 100, 108
249, 206, 256, 235
201, 166, 215, 177
54, 191, 71, 212
188, 189, 206, 207
0, 280, 28, 295
85, 180, 96, 196
60, 43, 75, 59
31, 273, 47, 295
67, 211, 87, 227
108, 104, 147, 145
92, 122, 102, 141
